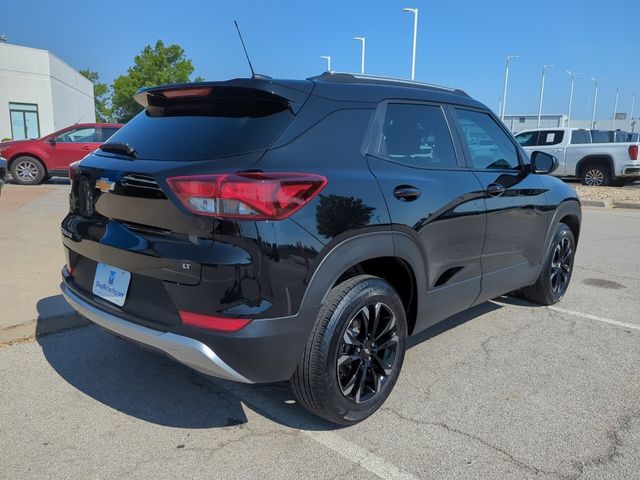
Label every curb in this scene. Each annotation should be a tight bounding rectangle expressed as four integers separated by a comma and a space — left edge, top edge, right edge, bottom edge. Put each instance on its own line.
0, 312, 89, 345
581, 200, 609, 208
613, 202, 640, 210
581, 200, 640, 210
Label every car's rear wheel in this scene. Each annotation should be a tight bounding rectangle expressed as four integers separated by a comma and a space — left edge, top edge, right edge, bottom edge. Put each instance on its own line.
521, 223, 575, 305
291, 275, 407, 425
580, 163, 610, 186
10, 156, 46, 185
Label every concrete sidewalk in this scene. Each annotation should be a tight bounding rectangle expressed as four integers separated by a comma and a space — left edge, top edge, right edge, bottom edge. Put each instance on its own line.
0, 182, 86, 343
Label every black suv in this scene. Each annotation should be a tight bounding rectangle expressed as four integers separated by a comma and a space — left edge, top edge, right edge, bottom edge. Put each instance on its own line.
61, 73, 581, 425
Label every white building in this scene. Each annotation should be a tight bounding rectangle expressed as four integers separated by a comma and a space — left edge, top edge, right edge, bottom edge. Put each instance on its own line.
503, 114, 638, 134
0, 42, 95, 141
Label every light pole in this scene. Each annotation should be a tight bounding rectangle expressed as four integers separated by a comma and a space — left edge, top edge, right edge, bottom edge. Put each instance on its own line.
537, 64, 553, 128
353, 37, 365, 74
611, 83, 624, 130
585, 96, 591, 129
591, 77, 604, 129
402, 8, 419, 80
566, 70, 582, 127
320, 55, 331, 72
500, 55, 518, 121
629, 90, 639, 132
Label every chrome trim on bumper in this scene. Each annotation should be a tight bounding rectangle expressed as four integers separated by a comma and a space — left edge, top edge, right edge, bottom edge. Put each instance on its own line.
61, 284, 253, 384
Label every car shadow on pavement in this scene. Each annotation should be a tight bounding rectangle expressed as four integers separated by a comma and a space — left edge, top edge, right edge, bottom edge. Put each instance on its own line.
35, 300, 503, 432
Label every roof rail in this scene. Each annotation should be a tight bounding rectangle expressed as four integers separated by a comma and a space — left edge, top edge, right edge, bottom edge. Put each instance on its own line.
307, 71, 470, 97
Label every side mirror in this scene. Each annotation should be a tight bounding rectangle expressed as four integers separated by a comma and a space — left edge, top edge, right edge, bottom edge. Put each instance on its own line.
530, 151, 559, 174
47, 138, 57, 145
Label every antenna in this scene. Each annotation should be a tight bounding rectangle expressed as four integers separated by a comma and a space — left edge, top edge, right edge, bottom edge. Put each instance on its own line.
234, 21, 256, 78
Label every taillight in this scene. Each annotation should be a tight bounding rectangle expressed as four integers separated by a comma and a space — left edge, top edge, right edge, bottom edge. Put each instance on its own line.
629, 145, 638, 161
166, 173, 327, 220
179, 311, 251, 332
69, 161, 80, 182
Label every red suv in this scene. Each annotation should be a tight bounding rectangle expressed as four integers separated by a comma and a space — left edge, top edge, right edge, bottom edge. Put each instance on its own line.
0, 123, 123, 185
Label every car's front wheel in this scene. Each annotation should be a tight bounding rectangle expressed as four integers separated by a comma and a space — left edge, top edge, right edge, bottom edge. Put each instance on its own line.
10, 156, 46, 185
521, 223, 576, 305
291, 275, 407, 425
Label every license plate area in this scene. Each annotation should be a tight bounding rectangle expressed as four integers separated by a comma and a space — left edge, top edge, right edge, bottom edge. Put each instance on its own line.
92, 263, 131, 307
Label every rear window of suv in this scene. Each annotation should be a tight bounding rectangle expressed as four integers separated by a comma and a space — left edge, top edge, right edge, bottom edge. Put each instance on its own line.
102, 94, 293, 161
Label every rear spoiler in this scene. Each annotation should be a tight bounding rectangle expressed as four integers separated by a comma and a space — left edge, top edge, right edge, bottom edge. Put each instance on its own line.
133, 78, 315, 114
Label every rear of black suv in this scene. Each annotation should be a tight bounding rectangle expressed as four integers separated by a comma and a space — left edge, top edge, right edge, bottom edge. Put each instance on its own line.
61, 77, 385, 387
61, 74, 580, 425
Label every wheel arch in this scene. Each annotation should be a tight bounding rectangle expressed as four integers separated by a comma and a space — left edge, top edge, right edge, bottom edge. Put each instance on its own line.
8, 153, 47, 173
576, 155, 614, 179
299, 229, 428, 335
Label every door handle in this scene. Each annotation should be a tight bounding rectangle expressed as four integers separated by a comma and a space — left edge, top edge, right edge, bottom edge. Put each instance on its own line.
82, 146, 94, 151
486, 183, 505, 197
393, 185, 421, 201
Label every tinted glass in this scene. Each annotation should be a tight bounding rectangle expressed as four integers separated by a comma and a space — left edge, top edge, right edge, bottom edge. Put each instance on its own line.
538, 130, 564, 146
455, 109, 520, 170
515, 131, 539, 146
591, 130, 613, 143
98, 127, 119, 142
56, 127, 96, 142
380, 103, 457, 168
104, 97, 293, 161
570, 130, 591, 144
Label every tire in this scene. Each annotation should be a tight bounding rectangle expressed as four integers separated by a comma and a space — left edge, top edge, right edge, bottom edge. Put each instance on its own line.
10, 156, 46, 185
521, 223, 575, 305
291, 275, 407, 425
580, 163, 610, 186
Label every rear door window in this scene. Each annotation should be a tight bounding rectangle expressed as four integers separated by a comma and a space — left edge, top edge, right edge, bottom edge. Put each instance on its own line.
570, 130, 591, 144
378, 103, 458, 169
102, 93, 294, 161
537, 130, 564, 146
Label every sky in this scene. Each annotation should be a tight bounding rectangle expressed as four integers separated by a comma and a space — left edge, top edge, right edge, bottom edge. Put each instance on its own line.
4, 0, 638, 120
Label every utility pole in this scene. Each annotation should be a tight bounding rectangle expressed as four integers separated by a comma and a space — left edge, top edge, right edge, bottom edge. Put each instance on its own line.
402, 8, 419, 80
320, 55, 331, 72
500, 55, 518, 121
537, 65, 553, 128
353, 37, 365, 74
566, 71, 582, 127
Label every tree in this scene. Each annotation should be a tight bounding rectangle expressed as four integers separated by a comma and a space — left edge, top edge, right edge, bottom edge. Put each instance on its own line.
80, 69, 112, 122
110, 40, 201, 123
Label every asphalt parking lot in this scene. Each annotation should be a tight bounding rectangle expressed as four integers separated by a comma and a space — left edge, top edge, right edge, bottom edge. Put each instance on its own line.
0, 181, 639, 479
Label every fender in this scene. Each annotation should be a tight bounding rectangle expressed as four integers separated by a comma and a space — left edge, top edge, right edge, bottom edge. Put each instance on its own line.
575, 155, 614, 178
298, 228, 428, 311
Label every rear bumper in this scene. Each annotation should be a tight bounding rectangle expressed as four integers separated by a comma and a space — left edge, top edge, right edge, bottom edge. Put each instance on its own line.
61, 282, 253, 383
60, 273, 320, 383
621, 165, 640, 177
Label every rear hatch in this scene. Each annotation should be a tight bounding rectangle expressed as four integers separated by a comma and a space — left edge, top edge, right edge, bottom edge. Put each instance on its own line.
63, 79, 313, 322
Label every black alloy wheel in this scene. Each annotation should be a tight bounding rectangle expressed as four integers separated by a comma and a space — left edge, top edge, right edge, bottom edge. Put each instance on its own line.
337, 302, 399, 403
549, 235, 573, 296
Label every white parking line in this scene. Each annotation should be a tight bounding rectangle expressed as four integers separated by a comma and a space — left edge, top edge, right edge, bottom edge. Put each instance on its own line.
304, 430, 420, 480
547, 305, 640, 331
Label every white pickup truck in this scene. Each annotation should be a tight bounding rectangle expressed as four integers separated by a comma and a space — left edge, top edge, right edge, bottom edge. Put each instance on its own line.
514, 128, 640, 186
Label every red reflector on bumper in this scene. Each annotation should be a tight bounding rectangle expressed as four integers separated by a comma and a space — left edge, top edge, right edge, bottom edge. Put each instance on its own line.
179, 311, 251, 332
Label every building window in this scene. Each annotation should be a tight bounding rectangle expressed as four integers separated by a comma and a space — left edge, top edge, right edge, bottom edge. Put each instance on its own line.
9, 103, 40, 140
519, 117, 526, 123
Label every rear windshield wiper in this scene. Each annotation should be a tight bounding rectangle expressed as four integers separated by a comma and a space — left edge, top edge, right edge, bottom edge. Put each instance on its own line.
99, 142, 137, 158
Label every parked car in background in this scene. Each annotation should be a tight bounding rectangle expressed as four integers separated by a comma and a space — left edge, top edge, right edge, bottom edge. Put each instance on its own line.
0, 157, 7, 195
60, 73, 581, 425
0, 123, 123, 185
515, 127, 640, 186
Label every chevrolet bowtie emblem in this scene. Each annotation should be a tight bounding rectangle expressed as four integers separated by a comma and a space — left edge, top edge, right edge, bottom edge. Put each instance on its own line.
96, 177, 116, 193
